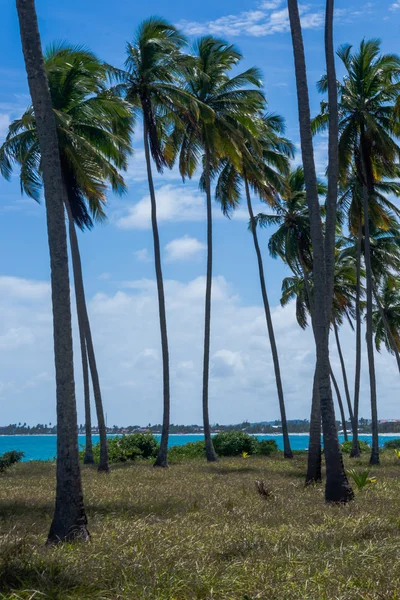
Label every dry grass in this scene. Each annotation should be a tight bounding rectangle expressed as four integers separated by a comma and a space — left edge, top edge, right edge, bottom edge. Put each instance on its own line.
1, 453, 400, 599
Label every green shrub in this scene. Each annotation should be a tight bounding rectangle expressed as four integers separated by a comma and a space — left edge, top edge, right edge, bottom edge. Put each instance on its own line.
0, 450, 24, 473
346, 468, 376, 490
168, 441, 206, 461
341, 440, 370, 454
213, 431, 259, 457
256, 439, 278, 456
383, 439, 400, 450
80, 433, 159, 464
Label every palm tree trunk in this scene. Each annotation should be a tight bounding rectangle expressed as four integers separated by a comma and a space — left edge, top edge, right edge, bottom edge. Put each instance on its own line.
143, 119, 170, 468
65, 201, 108, 470
202, 147, 218, 462
287, 0, 353, 502
371, 282, 400, 372
82, 336, 94, 465
305, 365, 322, 485
245, 176, 292, 458
16, 0, 89, 543
330, 366, 347, 441
333, 320, 355, 430
350, 219, 362, 458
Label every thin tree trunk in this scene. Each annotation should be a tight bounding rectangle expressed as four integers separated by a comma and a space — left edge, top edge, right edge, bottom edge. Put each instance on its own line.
245, 176, 292, 458
333, 320, 355, 429
82, 335, 94, 465
330, 366, 347, 441
371, 282, 400, 372
350, 219, 362, 458
16, 0, 89, 543
143, 118, 170, 468
65, 201, 108, 470
202, 147, 218, 462
287, 0, 353, 502
305, 365, 322, 485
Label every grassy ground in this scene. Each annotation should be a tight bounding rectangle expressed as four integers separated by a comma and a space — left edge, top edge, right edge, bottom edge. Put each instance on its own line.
1, 453, 400, 600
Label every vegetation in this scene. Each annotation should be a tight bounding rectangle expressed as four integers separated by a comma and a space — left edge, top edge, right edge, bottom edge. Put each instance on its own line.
80, 434, 160, 464
1, 455, 400, 599
0, 451, 24, 474
341, 440, 370, 454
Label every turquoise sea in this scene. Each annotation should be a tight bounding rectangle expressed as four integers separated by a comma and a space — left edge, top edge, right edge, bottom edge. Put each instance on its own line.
1, 433, 400, 461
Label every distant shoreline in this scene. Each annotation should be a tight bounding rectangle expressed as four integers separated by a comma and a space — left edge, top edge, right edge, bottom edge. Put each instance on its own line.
1, 432, 400, 438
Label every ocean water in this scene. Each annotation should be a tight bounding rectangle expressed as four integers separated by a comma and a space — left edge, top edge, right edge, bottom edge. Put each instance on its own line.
1, 433, 400, 461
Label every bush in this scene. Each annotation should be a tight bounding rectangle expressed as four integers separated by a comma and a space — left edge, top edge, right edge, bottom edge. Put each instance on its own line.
80, 433, 159, 464
213, 432, 259, 457
168, 441, 206, 461
256, 439, 278, 456
383, 439, 400, 450
341, 440, 370, 454
0, 450, 24, 473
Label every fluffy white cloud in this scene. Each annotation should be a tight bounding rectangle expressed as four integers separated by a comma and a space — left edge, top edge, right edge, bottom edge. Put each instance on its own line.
164, 235, 206, 262
134, 248, 152, 263
178, 2, 352, 38
0, 273, 399, 427
390, 2, 400, 9
115, 184, 206, 230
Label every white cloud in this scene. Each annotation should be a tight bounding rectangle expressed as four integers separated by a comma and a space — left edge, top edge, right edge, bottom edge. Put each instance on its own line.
390, 1, 400, 8
164, 235, 206, 262
0, 113, 10, 141
134, 248, 152, 262
98, 272, 112, 280
0, 273, 399, 426
116, 184, 205, 230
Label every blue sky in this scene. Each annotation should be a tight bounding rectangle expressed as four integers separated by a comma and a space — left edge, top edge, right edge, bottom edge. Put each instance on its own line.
1, 0, 399, 427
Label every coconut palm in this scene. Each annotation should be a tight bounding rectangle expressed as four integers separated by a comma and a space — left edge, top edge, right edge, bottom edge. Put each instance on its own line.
372, 275, 400, 362
15, 0, 89, 542
171, 36, 265, 461
313, 39, 400, 465
214, 112, 295, 458
113, 18, 194, 467
0, 44, 133, 472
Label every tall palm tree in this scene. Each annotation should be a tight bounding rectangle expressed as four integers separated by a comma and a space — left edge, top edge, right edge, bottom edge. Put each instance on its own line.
313, 39, 400, 465
256, 166, 325, 482
172, 36, 265, 461
0, 45, 133, 472
372, 274, 400, 363
214, 113, 295, 458
114, 18, 192, 467
287, 0, 353, 502
15, 0, 89, 542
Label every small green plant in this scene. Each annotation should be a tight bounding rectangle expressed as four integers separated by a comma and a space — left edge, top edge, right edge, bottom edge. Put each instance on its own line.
346, 468, 376, 490
0, 450, 24, 473
256, 439, 278, 456
80, 433, 159, 464
384, 439, 400, 450
168, 441, 206, 461
213, 431, 259, 457
341, 440, 370, 454
394, 449, 400, 459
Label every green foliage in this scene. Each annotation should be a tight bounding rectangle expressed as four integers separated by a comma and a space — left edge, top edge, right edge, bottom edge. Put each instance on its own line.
0, 450, 24, 473
346, 468, 376, 490
384, 439, 400, 450
80, 433, 159, 464
341, 440, 371, 454
213, 431, 259, 456
256, 439, 278, 456
168, 441, 206, 461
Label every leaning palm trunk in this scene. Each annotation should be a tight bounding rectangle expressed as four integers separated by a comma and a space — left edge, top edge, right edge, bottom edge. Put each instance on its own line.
330, 366, 347, 440
65, 201, 108, 471
371, 282, 400, 372
16, 0, 89, 543
333, 321, 355, 431
350, 220, 362, 458
360, 145, 379, 465
287, 0, 353, 502
202, 149, 218, 462
245, 176, 292, 458
143, 119, 170, 468
305, 366, 322, 484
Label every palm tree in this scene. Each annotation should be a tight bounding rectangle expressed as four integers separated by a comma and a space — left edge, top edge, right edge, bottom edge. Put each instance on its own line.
0, 45, 133, 472
172, 36, 265, 461
287, 0, 353, 502
313, 39, 400, 465
214, 113, 295, 458
15, 0, 89, 542
256, 166, 325, 482
114, 18, 191, 467
372, 275, 400, 363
